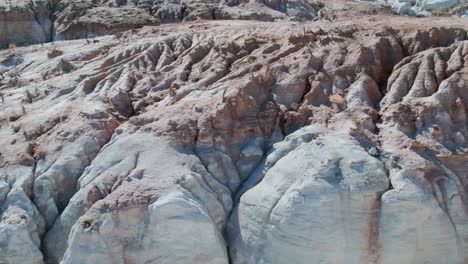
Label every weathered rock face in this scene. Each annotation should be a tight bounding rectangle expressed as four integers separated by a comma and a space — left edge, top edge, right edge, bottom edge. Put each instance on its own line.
2, 0, 467, 48
0, 0, 325, 48
0, 0, 53, 48
408, 0, 466, 15
228, 129, 390, 263
0, 2, 467, 264
377, 39, 468, 264
227, 26, 468, 264
365, 0, 468, 16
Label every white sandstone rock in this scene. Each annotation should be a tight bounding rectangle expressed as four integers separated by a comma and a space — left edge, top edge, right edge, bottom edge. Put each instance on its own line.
228, 128, 389, 263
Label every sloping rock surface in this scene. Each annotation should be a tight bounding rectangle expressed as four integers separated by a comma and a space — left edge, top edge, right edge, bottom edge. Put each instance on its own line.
0, 4, 467, 264
2, 0, 467, 48
385, 0, 468, 16
0, 0, 325, 48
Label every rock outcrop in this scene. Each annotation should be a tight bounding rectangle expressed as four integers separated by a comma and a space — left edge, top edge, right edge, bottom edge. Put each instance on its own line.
0, 0, 325, 48
228, 129, 391, 263
0, 2, 467, 264
2, 0, 468, 48
365, 0, 468, 16
0, 0, 54, 48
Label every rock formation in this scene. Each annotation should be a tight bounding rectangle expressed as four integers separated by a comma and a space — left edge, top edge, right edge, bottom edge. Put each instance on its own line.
3, 0, 468, 48
0, 0, 325, 48
384, 0, 468, 16
0, 0, 467, 263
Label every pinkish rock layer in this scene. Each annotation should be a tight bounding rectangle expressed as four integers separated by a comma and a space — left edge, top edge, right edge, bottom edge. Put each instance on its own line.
0, 11, 467, 264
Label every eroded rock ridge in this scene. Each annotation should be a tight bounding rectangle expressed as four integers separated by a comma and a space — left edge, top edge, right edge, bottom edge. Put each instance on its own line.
0, 4, 467, 264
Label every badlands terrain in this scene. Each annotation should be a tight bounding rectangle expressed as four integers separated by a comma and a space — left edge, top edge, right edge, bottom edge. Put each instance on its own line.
0, 0, 467, 264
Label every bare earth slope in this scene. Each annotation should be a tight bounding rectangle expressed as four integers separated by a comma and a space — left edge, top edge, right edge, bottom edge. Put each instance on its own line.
3, 0, 468, 48
0, 3, 467, 264
0, 0, 326, 48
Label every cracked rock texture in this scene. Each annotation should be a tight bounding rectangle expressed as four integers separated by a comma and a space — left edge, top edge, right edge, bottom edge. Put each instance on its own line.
1, 0, 467, 49
0, 1, 468, 264
0, 0, 324, 48
384, 0, 468, 16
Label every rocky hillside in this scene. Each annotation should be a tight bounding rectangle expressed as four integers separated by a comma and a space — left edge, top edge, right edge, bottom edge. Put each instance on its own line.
2, 0, 468, 49
0, 1, 467, 264
0, 0, 325, 48
383, 0, 468, 16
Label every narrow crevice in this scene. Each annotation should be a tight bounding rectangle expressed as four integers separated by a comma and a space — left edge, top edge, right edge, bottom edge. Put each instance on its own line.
27, 147, 48, 262
33, 100, 143, 258
45, 0, 64, 43
27, 0, 49, 40
299, 75, 312, 105
357, 61, 398, 260
226, 245, 233, 264
30, 156, 38, 199
26, 0, 63, 44
414, 148, 466, 215
362, 151, 394, 264
364, 189, 385, 264
36, 119, 132, 263
191, 123, 233, 215
416, 155, 466, 261
179, 2, 188, 21
40, 131, 115, 228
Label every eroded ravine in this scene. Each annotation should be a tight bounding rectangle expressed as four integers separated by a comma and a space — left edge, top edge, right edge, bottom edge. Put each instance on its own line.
0, 19, 467, 264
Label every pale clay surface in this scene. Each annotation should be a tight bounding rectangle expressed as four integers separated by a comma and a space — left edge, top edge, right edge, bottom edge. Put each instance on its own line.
0, 1, 468, 264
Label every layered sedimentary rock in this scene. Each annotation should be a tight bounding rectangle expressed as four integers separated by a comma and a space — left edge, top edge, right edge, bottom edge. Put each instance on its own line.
0, 3, 467, 264
0, 0, 325, 48
377, 39, 468, 263
228, 26, 468, 264
386, 0, 468, 16
0, 0, 53, 48
360, 0, 468, 16
228, 129, 391, 263
2, 0, 467, 49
